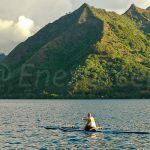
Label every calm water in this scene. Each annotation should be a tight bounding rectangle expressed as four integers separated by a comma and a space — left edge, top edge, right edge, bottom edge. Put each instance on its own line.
0, 100, 150, 150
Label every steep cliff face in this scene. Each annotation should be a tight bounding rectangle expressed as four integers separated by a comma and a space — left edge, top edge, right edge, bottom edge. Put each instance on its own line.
1, 3, 150, 99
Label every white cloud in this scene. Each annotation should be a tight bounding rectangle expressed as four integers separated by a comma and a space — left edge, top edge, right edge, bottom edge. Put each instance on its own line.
0, 0, 73, 53
0, 0, 73, 26
0, 19, 13, 30
0, 16, 37, 54
16, 16, 35, 37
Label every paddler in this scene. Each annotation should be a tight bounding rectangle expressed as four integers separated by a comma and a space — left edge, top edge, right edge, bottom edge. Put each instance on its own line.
83, 113, 97, 131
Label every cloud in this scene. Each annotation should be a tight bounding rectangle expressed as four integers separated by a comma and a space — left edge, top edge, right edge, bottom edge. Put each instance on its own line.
25, 0, 73, 27
0, 19, 14, 30
0, 16, 37, 54
16, 16, 35, 37
0, 0, 73, 26
0, 0, 73, 53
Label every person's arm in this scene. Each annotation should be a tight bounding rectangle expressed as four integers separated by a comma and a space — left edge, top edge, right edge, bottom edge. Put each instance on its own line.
82, 118, 87, 121
84, 118, 91, 129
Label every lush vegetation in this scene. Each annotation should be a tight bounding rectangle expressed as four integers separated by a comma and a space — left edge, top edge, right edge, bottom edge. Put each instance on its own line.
1, 3, 150, 98
125, 4, 150, 38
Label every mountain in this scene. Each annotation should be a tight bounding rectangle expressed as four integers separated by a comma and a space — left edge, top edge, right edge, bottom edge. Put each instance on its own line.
0, 53, 6, 62
125, 4, 150, 38
1, 3, 150, 99
147, 6, 150, 10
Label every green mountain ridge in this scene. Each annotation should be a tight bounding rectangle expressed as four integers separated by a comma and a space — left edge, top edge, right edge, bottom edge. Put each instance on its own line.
125, 4, 150, 38
1, 3, 150, 99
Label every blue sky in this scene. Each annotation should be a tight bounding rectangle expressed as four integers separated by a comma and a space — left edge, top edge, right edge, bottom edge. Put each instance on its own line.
0, 0, 150, 54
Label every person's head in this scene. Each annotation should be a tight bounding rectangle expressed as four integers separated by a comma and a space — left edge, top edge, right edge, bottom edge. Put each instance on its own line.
88, 113, 92, 117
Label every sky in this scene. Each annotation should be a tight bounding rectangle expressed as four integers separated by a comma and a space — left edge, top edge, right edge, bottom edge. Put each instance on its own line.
0, 0, 150, 54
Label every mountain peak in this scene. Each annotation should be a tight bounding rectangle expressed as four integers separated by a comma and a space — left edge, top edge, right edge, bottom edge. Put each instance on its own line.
146, 6, 150, 10
81, 3, 90, 8
77, 3, 94, 24
131, 3, 136, 7
124, 3, 138, 15
129, 3, 137, 10
75, 3, 92, 16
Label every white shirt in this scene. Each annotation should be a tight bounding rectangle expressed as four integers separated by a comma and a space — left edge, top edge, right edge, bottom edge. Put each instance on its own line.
89, 116, 96, 128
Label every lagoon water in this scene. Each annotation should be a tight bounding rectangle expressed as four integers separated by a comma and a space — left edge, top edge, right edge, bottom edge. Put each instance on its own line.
0, 100, 150, 150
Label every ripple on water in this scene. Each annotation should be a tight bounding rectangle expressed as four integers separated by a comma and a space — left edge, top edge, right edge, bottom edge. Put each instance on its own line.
0, 100, 150, 149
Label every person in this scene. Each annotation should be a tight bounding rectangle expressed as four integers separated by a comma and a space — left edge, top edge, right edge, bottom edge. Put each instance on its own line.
84, 113, 97, 131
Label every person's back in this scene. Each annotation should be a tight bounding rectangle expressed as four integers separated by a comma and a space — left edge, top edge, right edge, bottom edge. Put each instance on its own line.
84, 113, 96, 131
89, 116, 96, 128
